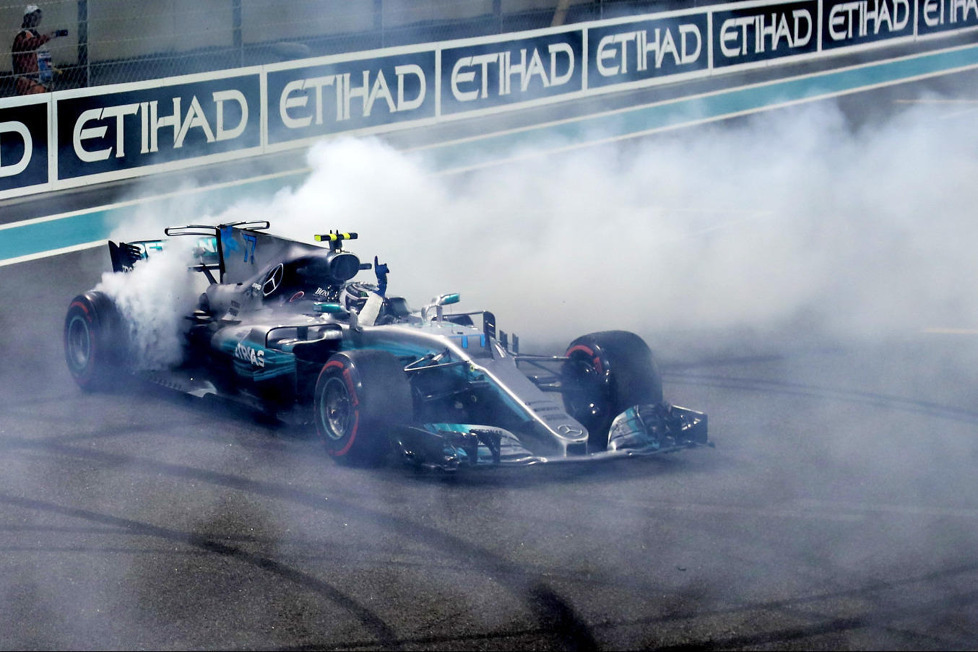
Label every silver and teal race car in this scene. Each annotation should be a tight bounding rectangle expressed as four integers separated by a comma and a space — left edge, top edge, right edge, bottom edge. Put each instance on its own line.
64, 221, 708, 471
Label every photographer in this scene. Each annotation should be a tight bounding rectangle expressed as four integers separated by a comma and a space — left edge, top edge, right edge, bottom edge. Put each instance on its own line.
12, 4, 68, 94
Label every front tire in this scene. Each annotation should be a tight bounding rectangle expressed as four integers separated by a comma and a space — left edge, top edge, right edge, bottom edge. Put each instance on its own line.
561, 331, 663, 451
313, 350, 412, 466
63, 291, 129, 391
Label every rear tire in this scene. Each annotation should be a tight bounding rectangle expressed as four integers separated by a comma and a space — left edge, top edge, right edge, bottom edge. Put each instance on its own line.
63, 292, 129, 391
561, 331, 663, 450
313, 350, 412, 466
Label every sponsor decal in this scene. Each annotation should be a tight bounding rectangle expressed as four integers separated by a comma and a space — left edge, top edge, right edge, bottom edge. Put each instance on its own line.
7, 0, 978, 202
712, 1, 818, 67
242, 233, 258, 263
234, 342, 265, 368
919, 0, 978, 33
556, 424, 585, 437
57, 74, 260, 179
822, 0, 913, 48
0, 100, 48, 192
587, 14, 709, 88
441, 31, 582, 114
266, 50, 435, 144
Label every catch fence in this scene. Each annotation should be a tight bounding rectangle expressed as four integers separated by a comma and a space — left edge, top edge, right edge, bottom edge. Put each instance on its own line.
0, 0, 728, 96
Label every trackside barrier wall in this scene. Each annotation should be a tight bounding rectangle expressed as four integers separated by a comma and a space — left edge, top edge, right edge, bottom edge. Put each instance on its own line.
1, 0, 976, 200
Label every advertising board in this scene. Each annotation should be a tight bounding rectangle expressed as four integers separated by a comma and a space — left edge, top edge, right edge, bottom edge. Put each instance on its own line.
0, 96, 48, 195
821, 0, 915, 49
1, 0, 977, 201
55, 71, 261, 183
587, 12, 710, 90
712, 0, 820, 68
440, 29, 583, 115
917, 0, 978, 35
266, 48, 436, 147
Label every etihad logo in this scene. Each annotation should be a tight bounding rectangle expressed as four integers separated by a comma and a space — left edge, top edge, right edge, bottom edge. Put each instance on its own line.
279, 65, 426, 128
827, 0, 911, 40
449, 43, 575, 102
718, 9, 814, 58
595, 25, 703, 76
922, 0, 978, 27
72, 91, 249, 163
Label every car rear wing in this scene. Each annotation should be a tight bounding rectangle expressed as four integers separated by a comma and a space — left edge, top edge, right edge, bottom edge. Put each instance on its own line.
108, 220, 273, 282
108, 239, 164, 273
108, 235, 224, 283
165, 221, 270, 284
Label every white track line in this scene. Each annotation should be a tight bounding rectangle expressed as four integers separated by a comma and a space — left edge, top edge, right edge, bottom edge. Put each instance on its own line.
0, 241, 105, 268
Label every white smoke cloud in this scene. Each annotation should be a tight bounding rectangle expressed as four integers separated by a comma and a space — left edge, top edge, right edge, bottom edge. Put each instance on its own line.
102, 97, 978, 362
95, 238, 202, 369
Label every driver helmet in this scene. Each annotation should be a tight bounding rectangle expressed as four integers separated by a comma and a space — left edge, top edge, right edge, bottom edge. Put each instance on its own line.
341, 282, 371, 313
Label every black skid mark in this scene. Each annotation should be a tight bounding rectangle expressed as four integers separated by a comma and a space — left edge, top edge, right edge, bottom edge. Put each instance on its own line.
0, 493, 401, 650
528, 582, 599, 651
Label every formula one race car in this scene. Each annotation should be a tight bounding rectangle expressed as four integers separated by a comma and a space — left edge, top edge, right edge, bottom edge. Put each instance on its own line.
64, 222, 708, 470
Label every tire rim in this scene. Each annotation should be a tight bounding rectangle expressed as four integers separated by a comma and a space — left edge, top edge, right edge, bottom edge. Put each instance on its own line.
66, 314, 92, 373
319, 376, 353, 442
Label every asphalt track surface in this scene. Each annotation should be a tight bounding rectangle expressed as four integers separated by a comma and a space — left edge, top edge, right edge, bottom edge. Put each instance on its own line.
3, 77, 978, 649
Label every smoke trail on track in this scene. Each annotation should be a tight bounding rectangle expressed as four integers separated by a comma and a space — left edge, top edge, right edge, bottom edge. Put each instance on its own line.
103, 98, 978, 362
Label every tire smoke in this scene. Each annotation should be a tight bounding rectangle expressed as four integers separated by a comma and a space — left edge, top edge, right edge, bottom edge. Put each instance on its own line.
105, 97, 978, 360
94, 238, 203, 368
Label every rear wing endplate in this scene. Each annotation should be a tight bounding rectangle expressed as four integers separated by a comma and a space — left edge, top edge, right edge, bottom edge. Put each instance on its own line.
108, 240, 163, 273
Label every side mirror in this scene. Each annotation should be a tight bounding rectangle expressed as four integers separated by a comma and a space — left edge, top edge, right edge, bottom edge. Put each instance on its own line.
314, 301, 360, 331
422, 292, 461, 323
313, 302, 346, 314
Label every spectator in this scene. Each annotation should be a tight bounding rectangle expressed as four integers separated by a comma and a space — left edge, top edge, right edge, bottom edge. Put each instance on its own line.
12, 4, 67, 95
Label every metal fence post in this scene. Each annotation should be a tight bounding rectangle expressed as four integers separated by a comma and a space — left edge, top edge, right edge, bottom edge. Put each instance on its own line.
374, 0, 384, 48
77, 0, 88, 87
232, 0, 242, 67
